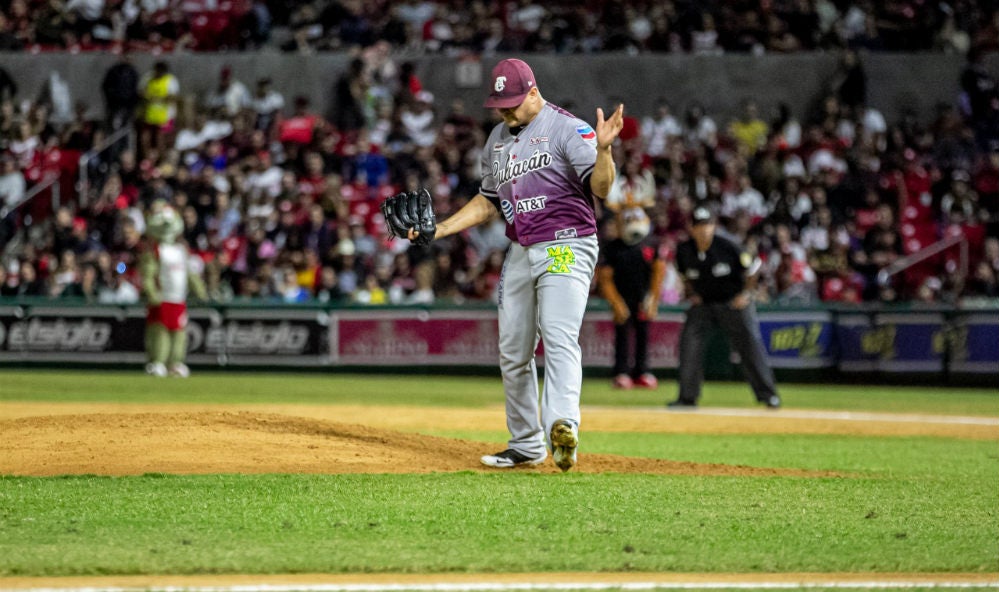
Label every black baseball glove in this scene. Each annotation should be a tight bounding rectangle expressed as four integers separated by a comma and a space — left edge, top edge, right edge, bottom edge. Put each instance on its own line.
381, 188, 437, 247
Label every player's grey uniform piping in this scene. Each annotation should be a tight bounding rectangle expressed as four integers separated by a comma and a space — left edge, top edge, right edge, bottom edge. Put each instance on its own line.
480, 102, 601, 459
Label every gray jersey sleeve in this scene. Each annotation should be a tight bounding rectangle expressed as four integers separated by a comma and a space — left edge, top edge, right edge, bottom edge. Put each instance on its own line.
478, 127, 502, 210
558, 117, 598, 183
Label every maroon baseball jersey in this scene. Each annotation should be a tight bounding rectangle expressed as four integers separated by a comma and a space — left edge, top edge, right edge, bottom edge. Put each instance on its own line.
480, 102, 599, 246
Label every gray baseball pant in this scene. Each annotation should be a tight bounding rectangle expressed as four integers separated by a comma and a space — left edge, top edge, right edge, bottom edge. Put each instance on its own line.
678, 301, 778, 404
497, 235, 598, 459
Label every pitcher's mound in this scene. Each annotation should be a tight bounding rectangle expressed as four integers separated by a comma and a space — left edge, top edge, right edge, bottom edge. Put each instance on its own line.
1, 412, 833, 477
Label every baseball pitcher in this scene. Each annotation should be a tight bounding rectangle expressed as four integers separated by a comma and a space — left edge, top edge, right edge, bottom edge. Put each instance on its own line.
382, 59, 623, 471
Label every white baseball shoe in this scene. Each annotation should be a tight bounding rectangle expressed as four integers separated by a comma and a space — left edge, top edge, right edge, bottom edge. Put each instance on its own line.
481, 449, 546, 468
145, 362, 168, 377
168, 363, 190, 378
550, 419, 578, 472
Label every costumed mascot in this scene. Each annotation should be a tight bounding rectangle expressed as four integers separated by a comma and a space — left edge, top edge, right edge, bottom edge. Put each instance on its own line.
597, 192, 665, 390
140, 200, 206, 377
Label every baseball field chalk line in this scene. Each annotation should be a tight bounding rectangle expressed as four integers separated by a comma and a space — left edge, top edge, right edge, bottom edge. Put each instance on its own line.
8, 581, 999, 592
626, 407, 999, 426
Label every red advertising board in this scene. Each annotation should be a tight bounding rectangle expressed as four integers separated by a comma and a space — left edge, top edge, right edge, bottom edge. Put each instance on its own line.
331, 310, 685, 368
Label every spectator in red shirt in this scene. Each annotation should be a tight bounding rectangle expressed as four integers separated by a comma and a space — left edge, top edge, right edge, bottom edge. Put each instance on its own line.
279, 96, 322, 147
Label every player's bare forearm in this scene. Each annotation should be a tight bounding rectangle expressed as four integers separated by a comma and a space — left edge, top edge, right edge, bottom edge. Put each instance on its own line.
590, 146, 616, 199
590, 103, 624, 199
435, 194, 499, 239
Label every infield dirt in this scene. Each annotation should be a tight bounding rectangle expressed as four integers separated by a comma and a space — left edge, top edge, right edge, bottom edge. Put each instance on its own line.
1, 402, 995, 477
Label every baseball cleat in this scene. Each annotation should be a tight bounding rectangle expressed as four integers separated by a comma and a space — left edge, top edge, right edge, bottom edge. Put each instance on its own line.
612, 374, 634, 389
549, 419, 578, 472
634, 373, 658, 389
168, 363, 191, 378
481, 449, 546, 468
762, 394, 781, 409
145, 362, 168, 377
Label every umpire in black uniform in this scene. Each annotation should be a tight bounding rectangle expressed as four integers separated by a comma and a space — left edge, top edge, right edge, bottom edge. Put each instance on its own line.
668, 205, 781, 409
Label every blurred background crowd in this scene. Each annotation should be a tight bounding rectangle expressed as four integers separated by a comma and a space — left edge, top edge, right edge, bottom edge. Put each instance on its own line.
0, 1, 998, 308
0, 0, 997, 55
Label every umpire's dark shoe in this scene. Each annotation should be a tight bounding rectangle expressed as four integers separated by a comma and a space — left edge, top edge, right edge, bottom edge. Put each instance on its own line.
666, 399, 698, 409
761, 395, 782, 409
481, 448, 546, 468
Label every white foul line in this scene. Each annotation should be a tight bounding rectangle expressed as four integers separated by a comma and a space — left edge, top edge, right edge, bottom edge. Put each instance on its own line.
6, 581, 999, 592
621, 406, 999, 426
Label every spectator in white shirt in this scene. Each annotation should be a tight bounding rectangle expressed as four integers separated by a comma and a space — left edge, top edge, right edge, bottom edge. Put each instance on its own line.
0, 153, 25, 214
683, 102, 718, 148
9, 121, 39, 170
394, 0, 437, 31
399, 90, 437, 147
607, 156, 657, 209
0, 153, 23, 246
641, 98, 682, 159
771, 102, 801, 150
98, 270, 141, 304
174, 112, 233, 153
721, 174, 768, 221
65, 0, 104, 28
251, 77, 284, 132
245, 151, 283, 199
205, 66, 250, 118
800, 205, 834, 252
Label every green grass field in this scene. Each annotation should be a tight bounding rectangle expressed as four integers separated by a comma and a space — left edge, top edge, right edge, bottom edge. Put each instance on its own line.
2, 370, 997, 414
1, 370, 997, 581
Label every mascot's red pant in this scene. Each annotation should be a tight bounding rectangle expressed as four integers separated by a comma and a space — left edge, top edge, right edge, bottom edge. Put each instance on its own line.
146, 302, 188, 331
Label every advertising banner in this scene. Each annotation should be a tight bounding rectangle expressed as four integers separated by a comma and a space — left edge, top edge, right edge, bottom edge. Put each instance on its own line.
332, 310, 498, 366
877, 313, 945, 372
0, 305, 328, 366
758, 312, 835, 368
577, 313, 684, 369
0, 303, 992, 379
836, 313, 882, 372
203, 308, 328, 366
0, 305, 145, 363
332, 310, 687, 368
837, 312, 945, 373
948, 312, 999, 374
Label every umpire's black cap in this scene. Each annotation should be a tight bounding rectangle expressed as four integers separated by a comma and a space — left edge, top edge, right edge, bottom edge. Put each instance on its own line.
691, 204, 716, 225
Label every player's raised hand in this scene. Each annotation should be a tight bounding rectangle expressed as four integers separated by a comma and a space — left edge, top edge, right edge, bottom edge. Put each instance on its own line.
595, 103, 625, 150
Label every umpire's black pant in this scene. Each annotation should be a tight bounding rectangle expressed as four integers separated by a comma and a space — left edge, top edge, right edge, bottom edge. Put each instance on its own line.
677, 301, 778, 404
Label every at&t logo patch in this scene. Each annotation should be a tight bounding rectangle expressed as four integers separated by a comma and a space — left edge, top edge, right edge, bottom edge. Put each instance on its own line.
500, 199, 515, 223
516, 196, 547, 214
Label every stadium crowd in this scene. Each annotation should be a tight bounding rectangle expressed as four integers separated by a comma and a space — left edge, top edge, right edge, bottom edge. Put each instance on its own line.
0, 0, 996, 55
0, 19, 998, 307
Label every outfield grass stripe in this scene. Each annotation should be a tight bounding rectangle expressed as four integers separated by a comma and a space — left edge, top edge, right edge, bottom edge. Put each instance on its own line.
613, 407, 999, 426
9, 581, 999, 592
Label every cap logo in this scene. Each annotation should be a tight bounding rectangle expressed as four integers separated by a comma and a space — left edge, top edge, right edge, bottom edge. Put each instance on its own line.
494, 76, 507, 92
